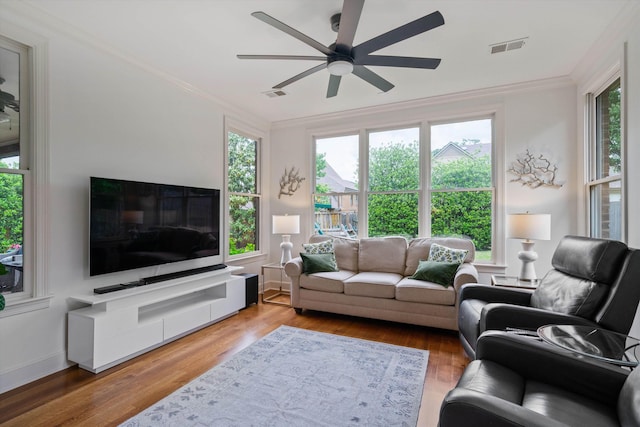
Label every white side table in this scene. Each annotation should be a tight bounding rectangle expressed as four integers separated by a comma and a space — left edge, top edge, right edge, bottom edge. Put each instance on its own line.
261, 262, 290, 306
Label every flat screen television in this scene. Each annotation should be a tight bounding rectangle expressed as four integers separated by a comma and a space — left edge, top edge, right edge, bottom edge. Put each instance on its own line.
90, 177, 221, 276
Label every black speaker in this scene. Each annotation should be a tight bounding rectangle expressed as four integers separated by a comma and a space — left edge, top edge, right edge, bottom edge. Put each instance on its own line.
239, 273, 258, 308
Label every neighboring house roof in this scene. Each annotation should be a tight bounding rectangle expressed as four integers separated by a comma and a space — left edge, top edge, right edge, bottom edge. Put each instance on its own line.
433, 142, 491, 161
318, 162, 357, 193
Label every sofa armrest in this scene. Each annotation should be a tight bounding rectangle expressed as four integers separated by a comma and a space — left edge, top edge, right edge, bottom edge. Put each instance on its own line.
452, 263, 478, 293
481, 303, 599, 331
459, 283, 533, 306
284, 257, 303, 278
476, 331, 628, 405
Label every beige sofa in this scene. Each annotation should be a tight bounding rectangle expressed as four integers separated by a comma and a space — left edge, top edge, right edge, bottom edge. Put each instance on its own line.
284, 235, 478, 331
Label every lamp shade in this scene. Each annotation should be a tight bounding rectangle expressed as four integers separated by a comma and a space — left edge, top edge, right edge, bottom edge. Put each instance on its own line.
507, 213, 551, 241
272, 215, 300, 235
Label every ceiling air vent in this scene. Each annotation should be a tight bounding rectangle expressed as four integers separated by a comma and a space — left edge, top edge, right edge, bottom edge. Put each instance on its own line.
263, 90, 287, 98
490, 37, 528, 54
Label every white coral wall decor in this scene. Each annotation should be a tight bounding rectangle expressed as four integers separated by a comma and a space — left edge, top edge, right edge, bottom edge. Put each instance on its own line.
278, 167, 305, 198
508, 149, 563, 189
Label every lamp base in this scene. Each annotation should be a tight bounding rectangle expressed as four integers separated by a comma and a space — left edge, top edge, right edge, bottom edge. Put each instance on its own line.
280, 235, 293, 265
517, 240, 538, 281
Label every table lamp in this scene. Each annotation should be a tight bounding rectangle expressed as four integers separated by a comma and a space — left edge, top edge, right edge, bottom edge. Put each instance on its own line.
272, 214, 300, 265
507, 213, 551, 281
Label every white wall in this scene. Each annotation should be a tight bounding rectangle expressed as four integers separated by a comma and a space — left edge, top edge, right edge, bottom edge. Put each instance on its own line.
572, 5, 640, 338
0, 6, 269, 392
270, 81, 578, 281
1, 1, 639, 395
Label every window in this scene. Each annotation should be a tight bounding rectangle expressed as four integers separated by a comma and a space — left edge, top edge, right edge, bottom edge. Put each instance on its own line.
430, 119, 493, 261
368, 127, 420, 238
0, 31, 50, 316
312, 117, 495, 261
1, 39, 27, 298
314, 134, 359, 238
227, 129, 261, 257
588, 78, 623, 240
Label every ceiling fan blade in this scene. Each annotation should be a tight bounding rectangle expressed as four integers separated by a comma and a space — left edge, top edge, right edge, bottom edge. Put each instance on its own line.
237, 55, 326, 61
327, 75, 342, 98
352, 11, 444, 57
352, 66, 394, 92
335, 0, 365, 53
355, 55, 441, 69
273, 63, 327, 89
251, 11, 333, 56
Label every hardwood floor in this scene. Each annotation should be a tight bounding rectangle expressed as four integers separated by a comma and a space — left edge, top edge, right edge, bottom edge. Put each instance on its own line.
0, 299, 469, 427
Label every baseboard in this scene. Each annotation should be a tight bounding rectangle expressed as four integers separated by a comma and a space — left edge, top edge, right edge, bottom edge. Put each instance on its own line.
0, 350, 72, 394
264, 279, 290, 292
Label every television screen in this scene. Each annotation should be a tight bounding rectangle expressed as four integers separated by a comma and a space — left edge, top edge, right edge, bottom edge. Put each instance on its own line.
90, 177, 220, 276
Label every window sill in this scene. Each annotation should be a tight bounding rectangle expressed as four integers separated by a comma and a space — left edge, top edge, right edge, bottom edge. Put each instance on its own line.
0, 295, 52, 318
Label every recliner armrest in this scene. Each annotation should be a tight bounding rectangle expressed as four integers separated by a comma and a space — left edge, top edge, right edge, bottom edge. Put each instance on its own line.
476, 331, 628, 406
481, 303, 599, 331
459, 283, 533, 305
440, 387, 564, 427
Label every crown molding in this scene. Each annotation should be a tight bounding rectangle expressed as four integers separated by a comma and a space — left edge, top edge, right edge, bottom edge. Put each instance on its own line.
0, 0, 271, 131
271, 76, 575, 130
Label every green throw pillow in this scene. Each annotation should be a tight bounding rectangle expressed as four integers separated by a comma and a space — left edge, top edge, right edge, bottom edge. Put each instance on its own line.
302, 239, 334, 254
301, 252, 338, 275
428, 243, 468, 264
411, 260, 460, 287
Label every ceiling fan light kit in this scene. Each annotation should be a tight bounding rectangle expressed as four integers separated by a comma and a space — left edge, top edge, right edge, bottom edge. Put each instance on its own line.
237, 0, 444, 98
327, 59, 354, 76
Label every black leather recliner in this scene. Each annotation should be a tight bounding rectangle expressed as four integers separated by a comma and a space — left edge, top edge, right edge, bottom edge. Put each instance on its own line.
458, 235, 640, 359
439, 331, 640, 427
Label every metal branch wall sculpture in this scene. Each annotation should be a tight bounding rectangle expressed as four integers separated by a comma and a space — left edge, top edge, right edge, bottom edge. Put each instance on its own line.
508, 149, 563, 189
278, 167, 305, 198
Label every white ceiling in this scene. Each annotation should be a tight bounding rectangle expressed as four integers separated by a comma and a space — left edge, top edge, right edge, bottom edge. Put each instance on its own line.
21, 0, 636, 123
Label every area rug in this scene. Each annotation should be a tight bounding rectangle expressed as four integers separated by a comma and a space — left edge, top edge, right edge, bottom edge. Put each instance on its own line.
120, 325, 429, 427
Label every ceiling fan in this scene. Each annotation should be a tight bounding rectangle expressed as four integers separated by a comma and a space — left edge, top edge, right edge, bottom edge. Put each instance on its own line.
237, 0, 444, 98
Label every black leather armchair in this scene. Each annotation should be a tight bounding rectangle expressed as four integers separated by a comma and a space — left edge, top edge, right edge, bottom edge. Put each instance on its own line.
458, 235, 640, 359
439, 331, 640, 427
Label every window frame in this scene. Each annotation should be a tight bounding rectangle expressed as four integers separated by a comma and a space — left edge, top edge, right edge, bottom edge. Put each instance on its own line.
585, 73, 625, 242
311, 112, 500, 264
224, 120, 264, 261
0, 30, 51, 318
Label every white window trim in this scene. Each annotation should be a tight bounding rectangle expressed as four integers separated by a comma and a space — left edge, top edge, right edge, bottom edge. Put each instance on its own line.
584, 62, 626, 242
0, 27, 52, 318
310, 107, 504, 265
224, 117, 266, 262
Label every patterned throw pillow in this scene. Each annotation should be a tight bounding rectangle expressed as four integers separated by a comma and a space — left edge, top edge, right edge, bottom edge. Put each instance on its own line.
428, 243, 468, 264
302, 239, 334, 254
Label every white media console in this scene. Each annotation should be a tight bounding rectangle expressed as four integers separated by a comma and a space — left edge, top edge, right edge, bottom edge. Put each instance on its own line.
67, 267, 245, 373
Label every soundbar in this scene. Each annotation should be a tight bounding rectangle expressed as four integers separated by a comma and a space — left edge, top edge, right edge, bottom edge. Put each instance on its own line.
93, 264, 228, 294
142, 264, 227, 284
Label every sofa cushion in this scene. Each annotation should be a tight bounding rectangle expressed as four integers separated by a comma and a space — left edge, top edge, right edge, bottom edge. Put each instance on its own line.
396, 277, 456, 305
309, 235, 359, 272
299, 270, 354, 293
411, 260, 460, 287
300, 253, 338, 274
405, 237, 475, 276
358, 237, 407, 274
344, 272, 402, 298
